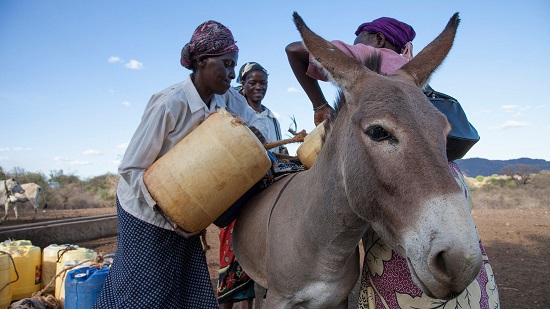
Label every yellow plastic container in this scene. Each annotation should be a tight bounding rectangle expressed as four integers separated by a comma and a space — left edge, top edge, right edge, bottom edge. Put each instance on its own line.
296, 122, 326, 169
144, 109, 272, 232
0, 251, 14, 308
42, 244, 72, 293
55, 247, 97, 299
0, 240, 41, 301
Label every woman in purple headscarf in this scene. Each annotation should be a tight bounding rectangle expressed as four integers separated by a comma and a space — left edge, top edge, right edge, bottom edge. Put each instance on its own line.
93, 20, 268, 308
286, 17, 415, 127
286, 17, 500, 309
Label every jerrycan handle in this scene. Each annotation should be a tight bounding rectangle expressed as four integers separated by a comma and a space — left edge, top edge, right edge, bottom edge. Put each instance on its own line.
0, 251, 19, 293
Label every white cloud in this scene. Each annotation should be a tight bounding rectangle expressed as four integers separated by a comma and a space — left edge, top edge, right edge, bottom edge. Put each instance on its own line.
117, 142, 129, 150
287, 87, 300, 93
108, 56, 121, 63
489, 120, 529, 130
68, 160, 91, 166
53, 156, 91, 166
501, 105, 519, 111
0, 156, 10, 161
122, 101, 131, 107
473, 109, 491, 115
0, 147, 32, 152
125, 59, 143, 70
83, 149, 103, 156
502, 105, 531, 113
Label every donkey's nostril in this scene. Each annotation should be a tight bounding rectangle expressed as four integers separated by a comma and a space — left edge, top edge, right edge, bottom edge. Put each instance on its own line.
435, 250, 448, 277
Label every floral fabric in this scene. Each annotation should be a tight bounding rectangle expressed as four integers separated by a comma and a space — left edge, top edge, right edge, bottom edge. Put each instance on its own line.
356, 162, 500, 309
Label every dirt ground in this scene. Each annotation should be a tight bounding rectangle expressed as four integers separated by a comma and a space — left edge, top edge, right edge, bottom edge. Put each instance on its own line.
3, 207, 549, 308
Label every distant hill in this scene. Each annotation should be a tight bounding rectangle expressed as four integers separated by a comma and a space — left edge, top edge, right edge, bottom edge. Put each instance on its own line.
455, 157, 550, 177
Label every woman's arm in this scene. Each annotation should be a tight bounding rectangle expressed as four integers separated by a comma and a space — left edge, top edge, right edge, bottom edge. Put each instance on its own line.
285, 41, 333, 126
118, 100, 175, 209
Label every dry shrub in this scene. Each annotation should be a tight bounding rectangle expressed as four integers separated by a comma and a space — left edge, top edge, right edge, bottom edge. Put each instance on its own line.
469, 178, 550, 210
48, 183, 103, 209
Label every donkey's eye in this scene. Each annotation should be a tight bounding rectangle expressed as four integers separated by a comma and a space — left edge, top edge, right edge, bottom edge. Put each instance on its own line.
366, 125, 393, 142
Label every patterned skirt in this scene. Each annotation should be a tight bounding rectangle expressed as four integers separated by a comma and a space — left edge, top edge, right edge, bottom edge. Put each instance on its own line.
93, 199, 218, 309
217, 220, 255, 304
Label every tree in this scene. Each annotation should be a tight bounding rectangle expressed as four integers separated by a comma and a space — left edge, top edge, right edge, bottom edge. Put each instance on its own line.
499, 164, 541, 187
9, 166, 28, 179
48, 169, 82, 186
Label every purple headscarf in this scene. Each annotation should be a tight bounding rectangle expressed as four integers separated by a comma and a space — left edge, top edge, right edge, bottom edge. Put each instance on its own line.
355, 17, 416, 51
180, 20, 239, 70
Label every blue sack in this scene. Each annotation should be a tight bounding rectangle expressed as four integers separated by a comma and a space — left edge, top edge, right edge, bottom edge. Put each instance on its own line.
425, 86, 480, 161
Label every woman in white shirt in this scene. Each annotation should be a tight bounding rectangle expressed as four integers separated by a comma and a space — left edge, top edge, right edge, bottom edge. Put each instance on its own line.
94, 20, 267, 308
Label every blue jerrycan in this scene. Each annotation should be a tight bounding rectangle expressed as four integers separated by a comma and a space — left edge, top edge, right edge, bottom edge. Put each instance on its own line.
64, 266, 110, 309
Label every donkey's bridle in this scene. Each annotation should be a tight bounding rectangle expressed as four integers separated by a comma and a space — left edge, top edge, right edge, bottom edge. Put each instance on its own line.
3, 180, 10, 198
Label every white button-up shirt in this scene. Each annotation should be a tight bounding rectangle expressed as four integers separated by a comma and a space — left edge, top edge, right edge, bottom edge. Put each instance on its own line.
117, 74, 268, 229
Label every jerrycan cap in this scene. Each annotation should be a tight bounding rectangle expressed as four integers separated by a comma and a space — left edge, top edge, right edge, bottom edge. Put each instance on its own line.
75, 273, 88, 281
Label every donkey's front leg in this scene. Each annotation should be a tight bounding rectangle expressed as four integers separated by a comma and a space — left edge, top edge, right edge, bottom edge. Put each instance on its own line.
254, 282, 267, 309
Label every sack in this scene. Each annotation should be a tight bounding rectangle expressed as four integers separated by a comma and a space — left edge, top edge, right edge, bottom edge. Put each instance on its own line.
424, 86, 480, 161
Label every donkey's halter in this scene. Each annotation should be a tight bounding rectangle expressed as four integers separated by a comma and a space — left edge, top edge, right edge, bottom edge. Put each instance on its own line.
3, 180, 11, 198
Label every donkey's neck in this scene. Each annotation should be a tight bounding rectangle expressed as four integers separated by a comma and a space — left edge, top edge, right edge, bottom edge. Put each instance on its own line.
293, 159, 369, 264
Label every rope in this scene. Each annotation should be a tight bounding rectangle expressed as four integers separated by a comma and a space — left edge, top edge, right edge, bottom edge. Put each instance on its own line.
200, 230, 210, 253
32, 252, 114, 298
56, 245, 78, 263
1, 248, 114, 308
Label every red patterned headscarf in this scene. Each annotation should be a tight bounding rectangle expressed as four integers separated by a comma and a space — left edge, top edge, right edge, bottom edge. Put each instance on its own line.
180, 20, 239, 70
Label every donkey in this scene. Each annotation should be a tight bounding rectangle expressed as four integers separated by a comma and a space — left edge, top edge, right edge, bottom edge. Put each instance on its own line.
1, 178, 25, 220
1, 178, 25, 206
3, 182, 48, 220
233, 12, 482, 308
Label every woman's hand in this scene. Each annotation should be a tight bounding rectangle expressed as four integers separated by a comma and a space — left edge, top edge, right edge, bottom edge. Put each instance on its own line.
156, 205, 205, 239
314, 104, 334, 126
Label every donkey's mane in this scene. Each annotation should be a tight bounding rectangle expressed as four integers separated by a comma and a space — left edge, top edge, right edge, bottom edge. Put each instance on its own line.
322, 52, 383, 144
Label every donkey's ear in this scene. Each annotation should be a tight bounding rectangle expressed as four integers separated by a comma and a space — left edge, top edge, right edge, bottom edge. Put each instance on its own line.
292, 12, 377, 93
395, 13, 460, 87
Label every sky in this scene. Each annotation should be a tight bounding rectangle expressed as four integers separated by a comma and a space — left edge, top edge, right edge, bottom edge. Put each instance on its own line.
1, 0, 549, 179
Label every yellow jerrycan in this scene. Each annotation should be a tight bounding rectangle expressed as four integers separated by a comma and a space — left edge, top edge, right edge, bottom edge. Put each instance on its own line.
0, 240, 41, 301
296, 121, 326, 169
144, 109, 271, 233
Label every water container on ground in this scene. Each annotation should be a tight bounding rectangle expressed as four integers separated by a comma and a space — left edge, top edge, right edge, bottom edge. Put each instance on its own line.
0, 240, 41, 301
42, 244, 72, 293
55, 248, 96, 299
0, 251, 14, 308
64, 265, 110, 309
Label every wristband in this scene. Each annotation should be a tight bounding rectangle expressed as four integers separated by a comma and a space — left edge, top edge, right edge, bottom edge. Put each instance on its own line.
313, 103, 327, 112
